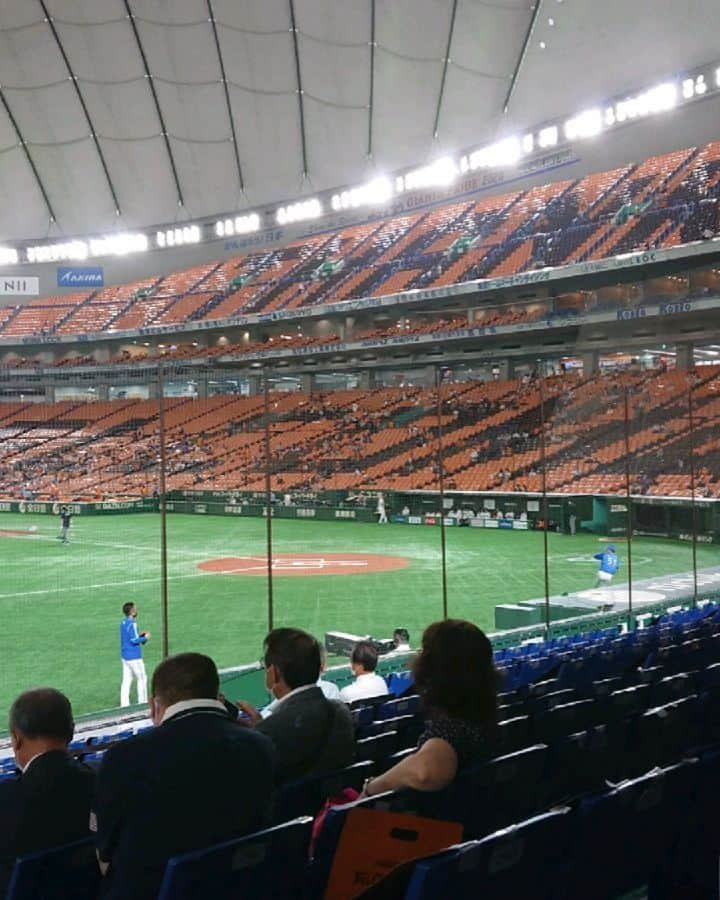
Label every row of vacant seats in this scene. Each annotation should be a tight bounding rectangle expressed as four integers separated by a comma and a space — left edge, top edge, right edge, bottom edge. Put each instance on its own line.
1, 143, 720, 341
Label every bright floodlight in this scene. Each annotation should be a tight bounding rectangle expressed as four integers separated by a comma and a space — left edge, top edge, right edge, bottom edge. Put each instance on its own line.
26, 240, 88, 263
522, 133, 534, 153
616, 82, 677, 122
89, 233, 148, 257
0, 247, 18, 265
468, 137, 521, 170
538, 125, 558, 148
564, 108, 603, 140
156, 225, 200, 249
402, 157, 458, 191
331, 177, 393, 212
276, 198, 322, 225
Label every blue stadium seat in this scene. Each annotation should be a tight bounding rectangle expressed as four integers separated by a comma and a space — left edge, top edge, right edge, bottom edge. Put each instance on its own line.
492, 715, 531, 755
274, 759, 374, 822
6, 837, 100, 900
403, 807, 573, 900
376, 695, 421, 719
569, 760, 697, 900
157, 816, 312, 900
355, 731, 398, 762
533, 698, 597, 743
386, 671, 414, 696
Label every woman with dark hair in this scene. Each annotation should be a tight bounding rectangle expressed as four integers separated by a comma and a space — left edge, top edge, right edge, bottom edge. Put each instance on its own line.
360, 619, 497, 797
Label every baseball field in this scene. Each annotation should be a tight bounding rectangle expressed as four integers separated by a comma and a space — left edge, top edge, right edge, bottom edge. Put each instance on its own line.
0, 512, 716, 717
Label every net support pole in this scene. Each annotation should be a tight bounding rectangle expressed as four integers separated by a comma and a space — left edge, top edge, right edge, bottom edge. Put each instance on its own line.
435, 366, 448, 620
538, 367, 551, 632
157, 360, 170, 659
263, 371, 274, 632
688, 383, 699, 605
622, 387, 634, 624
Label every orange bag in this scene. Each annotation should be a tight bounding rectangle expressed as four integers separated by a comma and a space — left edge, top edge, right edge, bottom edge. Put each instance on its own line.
324, 806, 462, 900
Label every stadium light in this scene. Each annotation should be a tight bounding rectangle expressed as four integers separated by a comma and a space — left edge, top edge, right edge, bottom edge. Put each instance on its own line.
466, 137, 521, 171
0, 247, 18, 265
89, 233, 148, 257
276, 198, 322, 225
615, 82, 677, 122
564, 108, 603, 140
538, 125, 559, 148
26, 240, 88, 263
398, 157, 458, 192
156, 225, 200, 248
215, 213, 260, 237
331, 177, 393, 211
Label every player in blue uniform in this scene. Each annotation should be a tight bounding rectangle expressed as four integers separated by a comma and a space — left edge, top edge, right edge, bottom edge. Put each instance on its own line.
594, 545, 619, 588
120, 602, 150, 707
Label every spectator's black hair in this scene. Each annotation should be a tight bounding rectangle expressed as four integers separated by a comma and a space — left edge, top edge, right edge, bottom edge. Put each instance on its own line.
351, 640, 379, 673
151, 653, 219, 706
9, 688, 74, 743
122, 601, 135, 617
393, 628, 410, 647
263, 628, 321, 689
412, 619, 497, 724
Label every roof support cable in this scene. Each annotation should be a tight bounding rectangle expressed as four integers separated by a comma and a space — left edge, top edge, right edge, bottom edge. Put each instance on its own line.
503, 0, 542, 114
0, 87, 57, 225
288, 0, 308, 178
38, 0, 121, 216
123, 0, 185, 208
433, 0, 458, 139
207, 0, 245, 194
367, 0, 376, 158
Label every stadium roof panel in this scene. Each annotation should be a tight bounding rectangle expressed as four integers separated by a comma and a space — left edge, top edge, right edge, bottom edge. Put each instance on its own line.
0, 0, 717, 240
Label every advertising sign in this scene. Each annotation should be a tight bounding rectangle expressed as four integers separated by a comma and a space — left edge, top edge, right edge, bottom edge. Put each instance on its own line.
0, 276, 39, 296
57, 266, 104, 288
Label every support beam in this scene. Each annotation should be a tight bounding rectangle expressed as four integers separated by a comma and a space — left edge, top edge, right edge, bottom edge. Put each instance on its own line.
288, 0, 308, 177
38, 0, 121, 215
676, 342, 694, 371
432, 0, 458, 139
207, 0, 244, 193
367, 0, 376, 158
123, 0, 185, 208
503, 0, 542, 114
0, 88, 56, 224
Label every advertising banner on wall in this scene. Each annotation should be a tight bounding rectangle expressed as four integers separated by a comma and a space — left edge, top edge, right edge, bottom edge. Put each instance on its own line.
0, 276, 39, 296
57, 267, 104, 288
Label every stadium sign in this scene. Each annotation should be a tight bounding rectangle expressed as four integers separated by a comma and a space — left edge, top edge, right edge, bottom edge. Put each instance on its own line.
57, 266, 104, 288
0, 276, 39, 296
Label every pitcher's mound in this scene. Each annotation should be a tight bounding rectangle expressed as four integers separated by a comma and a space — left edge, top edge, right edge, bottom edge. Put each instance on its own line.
198, 552, 409, 577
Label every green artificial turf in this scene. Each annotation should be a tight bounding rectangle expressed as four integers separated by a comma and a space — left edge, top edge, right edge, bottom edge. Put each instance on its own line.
0, 512, 716, 716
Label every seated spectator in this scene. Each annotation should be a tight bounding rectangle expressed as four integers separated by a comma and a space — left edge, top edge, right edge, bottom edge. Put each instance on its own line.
360, 620, 497, 798
317, 645, 341, 700
238, 629, 354, 782
339, 641, 390, 703
392, 628, 411, 652
93, 653, 274, 900
260, 643, 339, 716
0, 688, 95, 895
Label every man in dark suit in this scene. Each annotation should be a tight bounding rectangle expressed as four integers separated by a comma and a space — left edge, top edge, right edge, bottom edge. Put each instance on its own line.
0, 688, 95, 894
237, 628, 354, 782
93, 652, 275, 900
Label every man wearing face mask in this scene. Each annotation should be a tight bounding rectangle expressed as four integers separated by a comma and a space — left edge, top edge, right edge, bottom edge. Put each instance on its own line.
93, 652, 274, 900
236, 628, 354, 783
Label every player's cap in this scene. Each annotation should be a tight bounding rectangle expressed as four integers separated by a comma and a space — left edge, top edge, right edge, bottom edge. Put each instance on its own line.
608, 545, 615, 552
